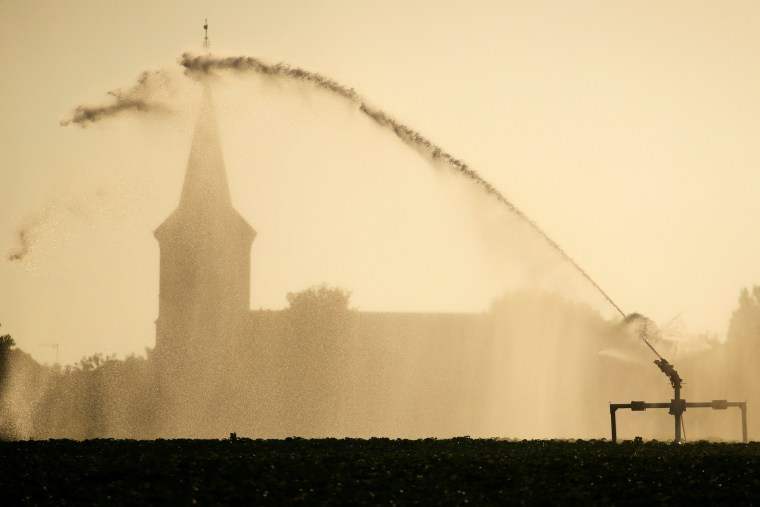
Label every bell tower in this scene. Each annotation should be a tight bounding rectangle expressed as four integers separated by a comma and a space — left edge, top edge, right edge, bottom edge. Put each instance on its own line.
154, 85, 255, 361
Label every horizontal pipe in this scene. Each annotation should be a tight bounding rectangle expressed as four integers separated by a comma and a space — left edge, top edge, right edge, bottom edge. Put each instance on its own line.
611, 401, 745, 411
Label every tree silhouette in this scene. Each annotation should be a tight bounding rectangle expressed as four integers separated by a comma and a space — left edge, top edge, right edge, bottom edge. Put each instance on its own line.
0, 333, 16, 439
0, 334, 15, 391
725, 286, 760, 398
727, 286, 760, 349
281, 284, 353, 436
286, 284, 352, 316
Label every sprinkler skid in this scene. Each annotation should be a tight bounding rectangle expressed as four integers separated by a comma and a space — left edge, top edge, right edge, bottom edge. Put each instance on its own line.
610, 315, 747, 443
610, 356, 748, 443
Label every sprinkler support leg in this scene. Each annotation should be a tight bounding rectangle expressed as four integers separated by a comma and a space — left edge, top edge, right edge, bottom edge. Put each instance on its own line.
671, 384, 685, 443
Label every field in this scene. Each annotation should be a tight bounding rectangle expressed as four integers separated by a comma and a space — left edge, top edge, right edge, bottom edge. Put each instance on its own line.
2, 438, 760, 505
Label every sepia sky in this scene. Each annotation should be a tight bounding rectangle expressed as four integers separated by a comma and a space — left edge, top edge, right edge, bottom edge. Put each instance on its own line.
2, 0, 760, 365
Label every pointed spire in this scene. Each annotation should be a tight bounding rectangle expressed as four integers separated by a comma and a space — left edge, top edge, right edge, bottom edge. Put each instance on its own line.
178, 84, 232, 211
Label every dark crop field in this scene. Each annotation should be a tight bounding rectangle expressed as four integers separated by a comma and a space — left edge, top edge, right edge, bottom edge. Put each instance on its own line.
2, 438, 760, 505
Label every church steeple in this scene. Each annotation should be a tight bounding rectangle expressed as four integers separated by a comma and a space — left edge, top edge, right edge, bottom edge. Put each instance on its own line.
178, 85, 232, 211
154, 83, 255, 359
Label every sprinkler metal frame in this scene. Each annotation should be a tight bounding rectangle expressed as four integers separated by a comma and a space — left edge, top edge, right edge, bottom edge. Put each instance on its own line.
609, 359, 748, 443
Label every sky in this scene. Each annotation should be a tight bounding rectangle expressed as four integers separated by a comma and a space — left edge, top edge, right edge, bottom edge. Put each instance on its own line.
2, 0, 760, 365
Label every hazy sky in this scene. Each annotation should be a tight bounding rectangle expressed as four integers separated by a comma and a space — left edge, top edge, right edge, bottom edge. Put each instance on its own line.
2, 0, 760, 365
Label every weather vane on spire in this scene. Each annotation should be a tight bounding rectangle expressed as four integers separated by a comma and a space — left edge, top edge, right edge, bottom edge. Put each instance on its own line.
203, 18, 210, 51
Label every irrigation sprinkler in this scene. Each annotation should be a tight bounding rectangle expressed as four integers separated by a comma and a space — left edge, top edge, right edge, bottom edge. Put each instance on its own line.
610, 358, 748, 443
610, 315, 748, 443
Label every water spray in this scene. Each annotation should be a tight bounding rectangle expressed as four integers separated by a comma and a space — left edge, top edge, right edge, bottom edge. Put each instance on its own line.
172, 53, 694, 426
199, 53, 747, 442
63, 48, 748, 440
181, 54, 727, 438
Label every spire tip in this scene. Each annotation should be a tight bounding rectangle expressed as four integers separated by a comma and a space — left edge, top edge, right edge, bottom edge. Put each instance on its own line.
202, 18, 210, 52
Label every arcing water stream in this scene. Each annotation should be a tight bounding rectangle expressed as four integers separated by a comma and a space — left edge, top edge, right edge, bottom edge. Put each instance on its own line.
179, 53, 629, 321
